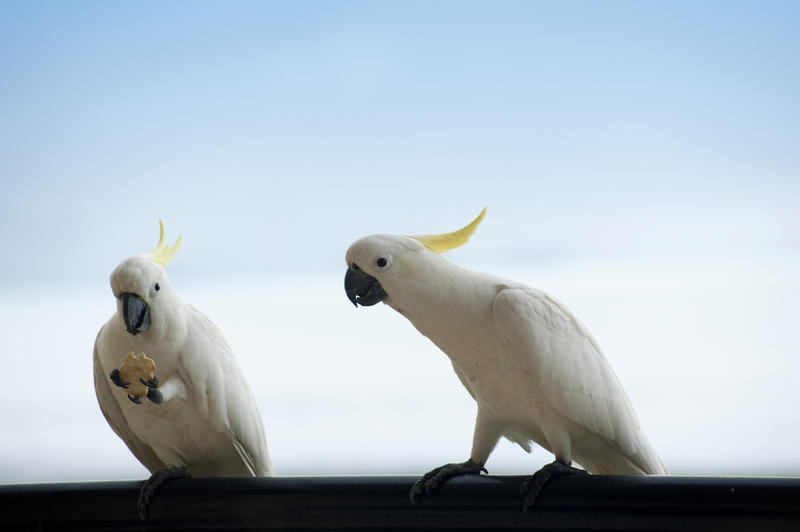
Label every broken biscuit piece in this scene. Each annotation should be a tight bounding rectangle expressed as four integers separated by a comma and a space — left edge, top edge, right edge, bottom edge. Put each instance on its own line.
117, 351, 157, 399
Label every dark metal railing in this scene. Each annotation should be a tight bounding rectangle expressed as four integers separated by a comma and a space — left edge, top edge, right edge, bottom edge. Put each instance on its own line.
2, 475, 800, 531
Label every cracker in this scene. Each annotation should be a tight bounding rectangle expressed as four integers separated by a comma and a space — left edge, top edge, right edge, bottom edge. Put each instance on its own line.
118, 351, 156, 398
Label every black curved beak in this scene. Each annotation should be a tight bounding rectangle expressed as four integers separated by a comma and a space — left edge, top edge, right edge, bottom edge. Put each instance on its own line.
122, 292, 151, 335
345, 264, 387, 307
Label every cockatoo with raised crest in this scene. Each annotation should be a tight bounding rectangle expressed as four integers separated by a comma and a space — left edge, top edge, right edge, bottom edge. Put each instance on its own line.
94, 221, 271, 519
344, 208, 666, 510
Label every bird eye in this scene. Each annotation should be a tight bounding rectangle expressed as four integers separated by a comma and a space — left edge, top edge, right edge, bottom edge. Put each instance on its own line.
154, 283, 160, 292
376, 257, 388, 268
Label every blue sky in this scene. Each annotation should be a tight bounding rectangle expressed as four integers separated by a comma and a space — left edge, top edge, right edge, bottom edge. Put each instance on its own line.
2, 1, 798, 281
1, 2, 799, 481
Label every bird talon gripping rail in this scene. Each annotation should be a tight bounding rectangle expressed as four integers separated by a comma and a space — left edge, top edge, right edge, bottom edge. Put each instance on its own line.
2, 475, 800, 531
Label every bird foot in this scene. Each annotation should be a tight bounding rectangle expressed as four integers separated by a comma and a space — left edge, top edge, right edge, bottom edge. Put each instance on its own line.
409, 458, 487, 504
520, 460, 587, 512
142, 377, 163, 404
118, 376, 162, 405
137, 466, 192, 521
109, 368, 130, 389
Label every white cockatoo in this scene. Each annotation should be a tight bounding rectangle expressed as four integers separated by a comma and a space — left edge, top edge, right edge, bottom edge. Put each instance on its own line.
344, 208, 666, 509
94, 221, 271, 518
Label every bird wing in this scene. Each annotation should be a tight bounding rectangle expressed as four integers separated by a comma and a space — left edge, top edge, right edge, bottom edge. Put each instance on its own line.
491, 286, 662, 473
93, 330, 168, 473
176, 306, 272, 476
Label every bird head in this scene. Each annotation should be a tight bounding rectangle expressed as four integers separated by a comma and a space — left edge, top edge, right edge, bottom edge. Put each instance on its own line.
344, 208, 486, 309
109, 221, 182, 336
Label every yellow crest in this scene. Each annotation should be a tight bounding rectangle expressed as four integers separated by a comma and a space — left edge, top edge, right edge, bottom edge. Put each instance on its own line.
148, 220, 182, 266
411, 207, 486, 254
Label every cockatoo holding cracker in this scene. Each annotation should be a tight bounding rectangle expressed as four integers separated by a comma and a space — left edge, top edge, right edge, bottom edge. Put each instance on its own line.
94, 221, 271, 519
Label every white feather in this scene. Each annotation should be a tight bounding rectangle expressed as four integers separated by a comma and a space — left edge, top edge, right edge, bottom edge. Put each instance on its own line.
491, 286, 665, 474
94, 254, 271, 477
346, 234, 666, 475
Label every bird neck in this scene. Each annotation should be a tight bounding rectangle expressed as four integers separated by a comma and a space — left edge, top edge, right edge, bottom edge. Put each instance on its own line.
386, 261, 496, 346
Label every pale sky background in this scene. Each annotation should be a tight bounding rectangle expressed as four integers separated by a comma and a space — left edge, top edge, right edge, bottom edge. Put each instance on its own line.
1, 1, 799, 483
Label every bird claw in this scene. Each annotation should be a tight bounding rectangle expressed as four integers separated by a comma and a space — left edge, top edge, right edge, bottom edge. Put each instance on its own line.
109, 369, 130, 389
146, 387, 164, 404
137, 466, 192, 521
121, 375, 161, 405
409, 459, 487, 504
140, 376, 159, 388
127, 394, 142, 404
135, 377, 163, 404
520, 460, 587, 512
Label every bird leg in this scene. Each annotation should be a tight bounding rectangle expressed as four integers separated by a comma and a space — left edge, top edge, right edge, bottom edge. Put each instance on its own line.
520, 460, 587, 512
137, 465, 192, 521
409, 458, 487, 504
